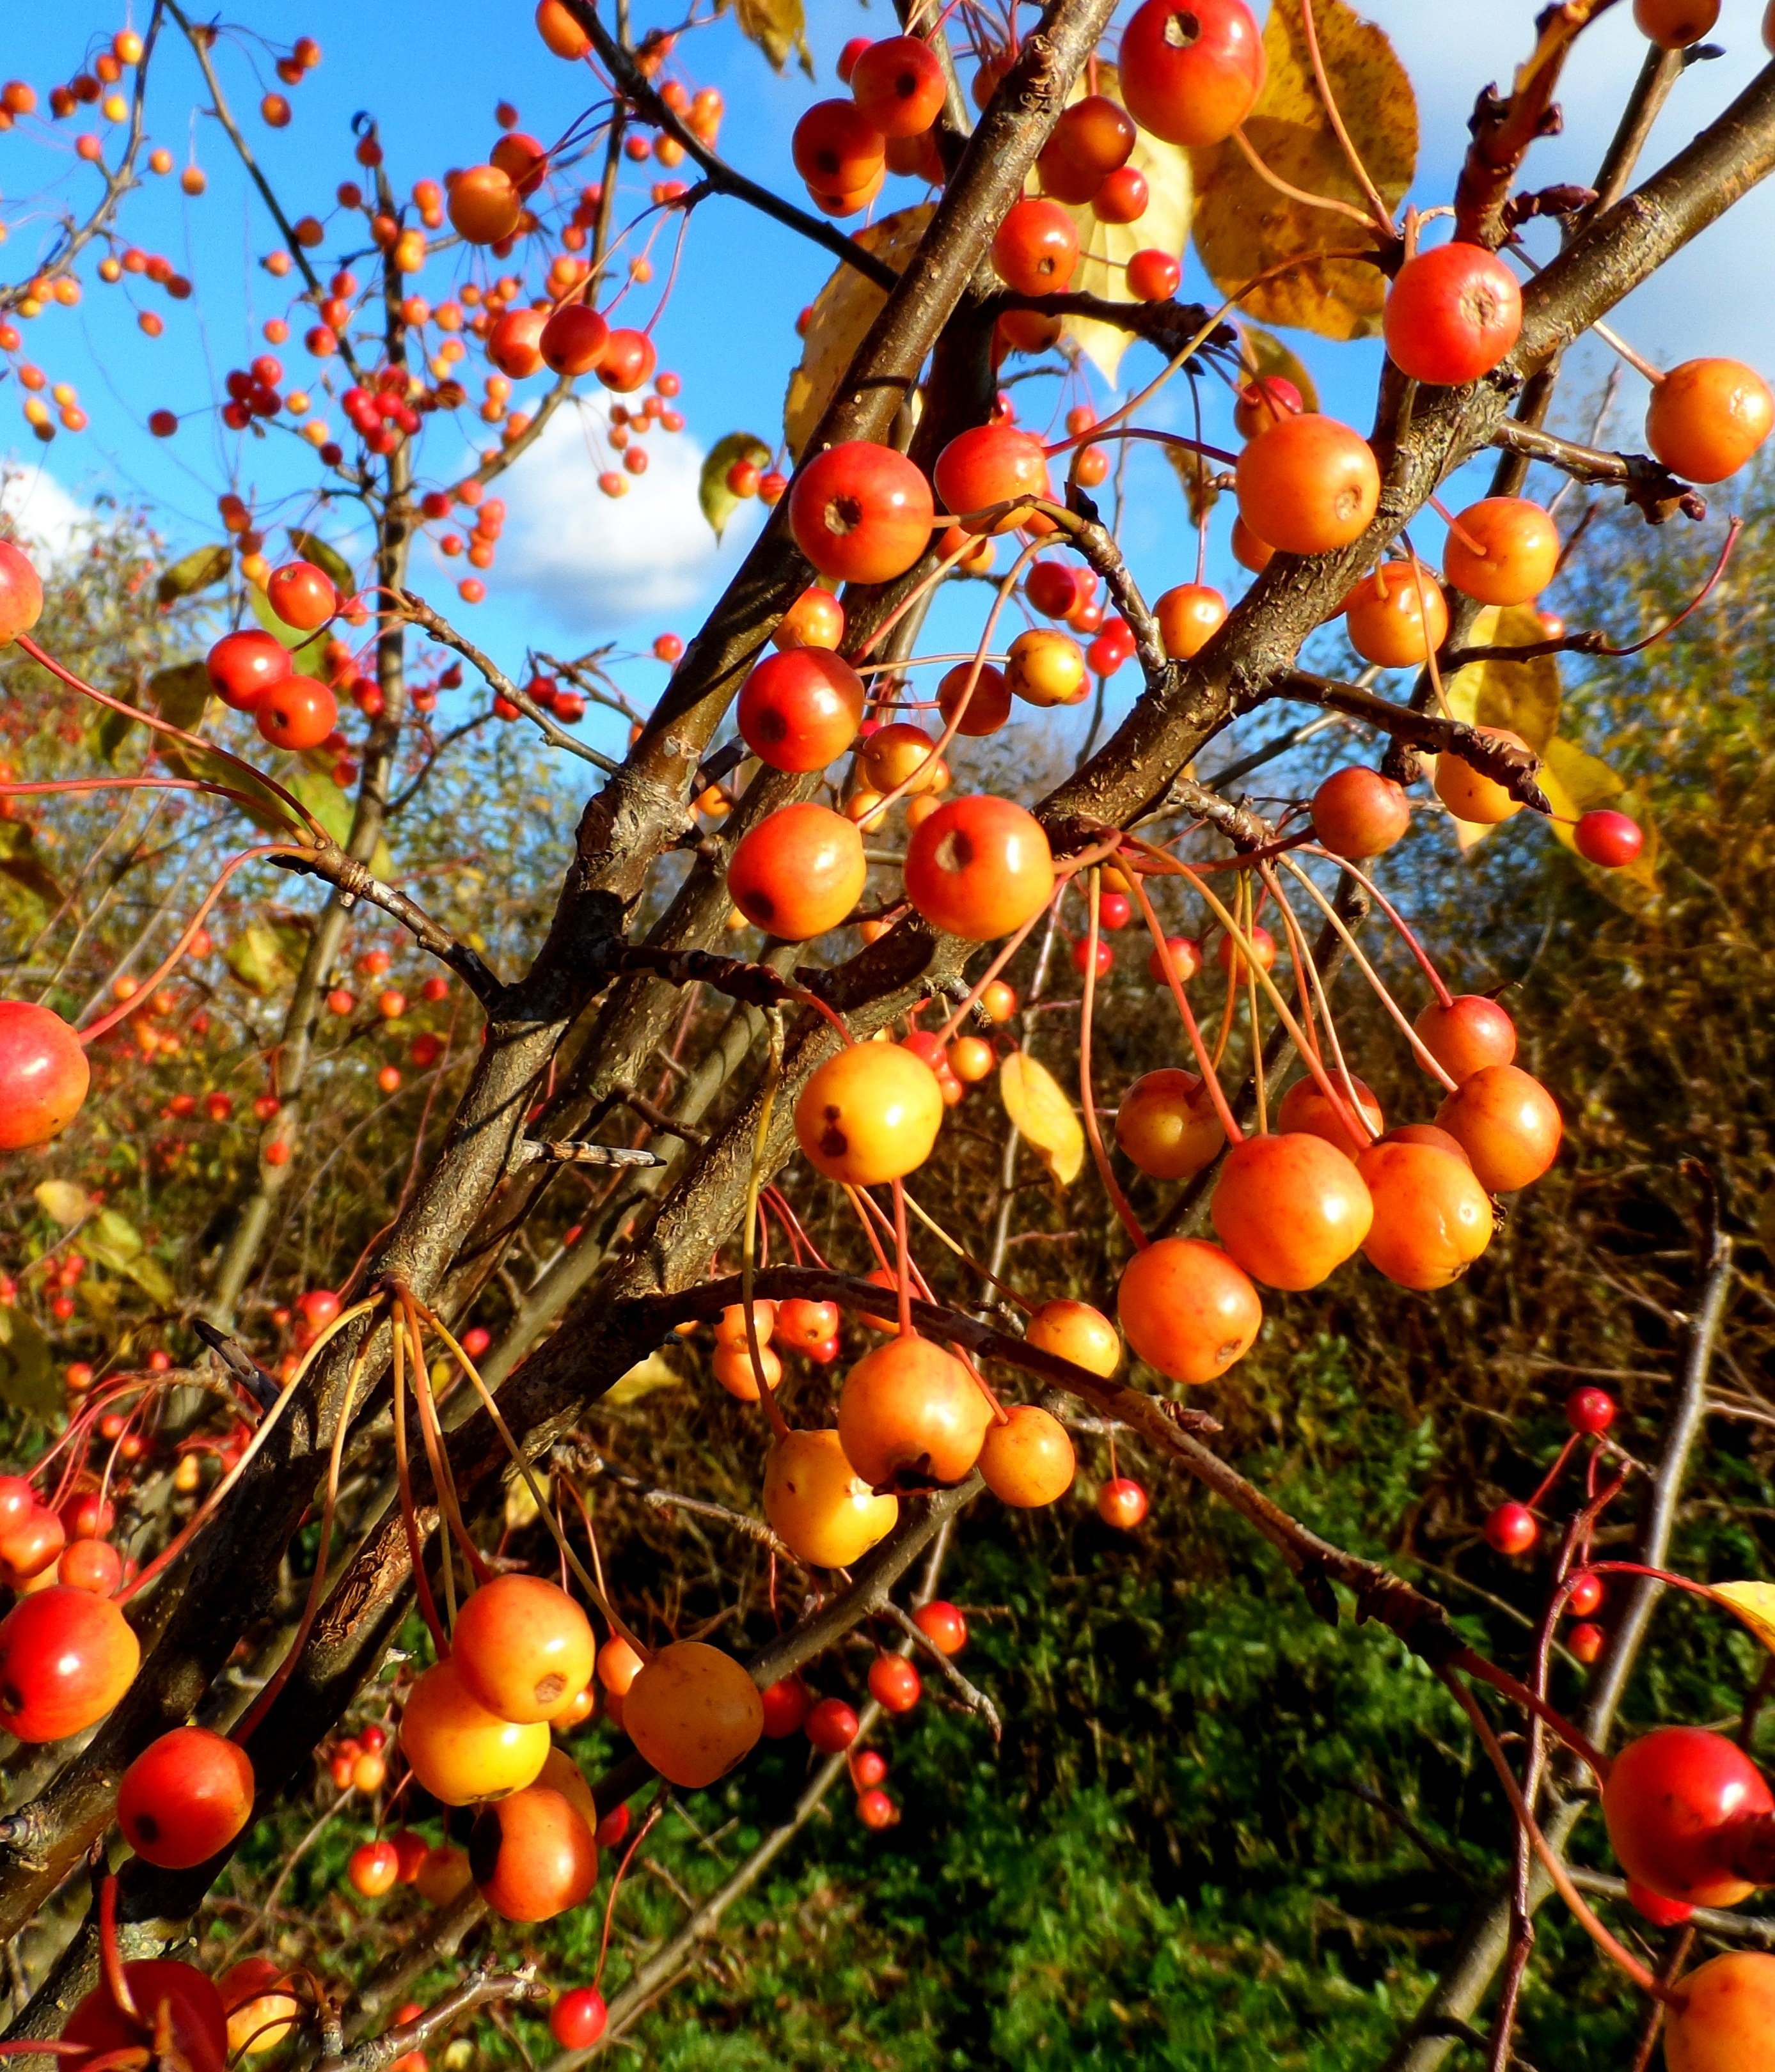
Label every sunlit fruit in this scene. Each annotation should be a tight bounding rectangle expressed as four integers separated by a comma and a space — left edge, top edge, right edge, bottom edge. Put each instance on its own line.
1120, 0, 1266, 148
1097, 1476, 1149, 1529
348, 1840, 399, 1897
1435, 1063, 1561, 1192
1155, 583, 1227, 659
118, 1725, 255, 1869
1442, 497, 1560, 604
935, 424, 1052, 534
0, 538, 45, 647
539, 301, 610, 377
1275, 1072, 1382, 1159
1114, 1068, 1224, 1179
549, 1988, 609, 2052
792, 99, 886, 192
1025, 1298, 1120, 1377
764, 1427, 899, 1566
1645, 357, 1774, 482
1415, 994, 1517, 1083
869, 1653, 920, 1713
1345, 561, 1449, 668
487, 306, 548, 378
596, 1634, 643, 1696
255, 675, 338, 751
839, 1334, 992, 1486
937, 661, 1012, 736
728, 802, 867, 940
265, 559, 338, 631
1575, 808, 1643, 868
1210, 1133, 1373, 1290
862, 720, 944, 794
807, 1697, 860, 1752
776, 1298, 840, 1349
452, 1573, 596, 1724
1633, 0, 1719, 45
207, 628, 292, 712
398, 1657, 549, 1805
903, 795, 1054, 941
1356, 1140, 1494, 1289
1604, 1726, 1774, 1907
217, 1959, 300, 2058
471, 1784, 597, 1920
0, 1002, 91, 1151
850, 36, 945, 136
1117, 1237, 1263, 1383
789, 441, 935, 585
915, 1601, 967, 1654
794, 1041, 944, 1184
774, 586, 845, 650
738, 647, 865, 771
0, 1585, 140, 1740
1485, 1501, 1538, 1555
977, 1403, 1075, 1506
1038, 94, 1135, 202
1433, 726, 1531, 824
622, 1640, 764, 1789
1005, 627, 1089, 707
62, 1961, 228, 2072
991, 197, 1079, 295
1383, 243, 1523, 386
1236, 415, 1380, 556
448, 164, 523, 244
1664, 1950, 1775, 2072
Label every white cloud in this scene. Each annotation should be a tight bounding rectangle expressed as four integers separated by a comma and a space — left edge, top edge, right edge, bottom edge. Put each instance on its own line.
0, 462, 88, 562
485, 395, 762, 633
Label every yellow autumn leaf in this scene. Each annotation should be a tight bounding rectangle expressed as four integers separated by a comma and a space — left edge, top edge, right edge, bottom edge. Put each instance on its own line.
505, 1470, 547, 1532
606, 1346, 690, 1406
35, 1180, 95, 1227
1046, 65, 1193, 387
999, 1049, 1084, 1188
1190, 0, 1416, 341
1712, 1581, 1775, 1658
782, 205, 935, 462
1444, 604, 1562, 750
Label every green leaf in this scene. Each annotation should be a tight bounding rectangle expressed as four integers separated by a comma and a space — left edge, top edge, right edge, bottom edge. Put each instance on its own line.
156, 737, 307, 835
155, 543, 232, 608
150, 659, 211, 732
784, 205, 935, 461
287, 529, 357, 601
1190, 0, 1417, 340
121, 1253, 177, 1305
719, 0, 811, 75
699, 434, 773, 541
0, 1305, 56, 1418
225, 922, 296, 997
97, 686, 141, 764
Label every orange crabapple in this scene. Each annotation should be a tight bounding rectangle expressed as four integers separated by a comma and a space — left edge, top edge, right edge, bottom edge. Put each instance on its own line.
1155, 583, 1227, 660
991, 197, 1079, 295
1025, 1297, 1121, 1377
937, 661, 1012, 737
451, 1573, 595, 1724
622, 1640, 764, 1789
1645, 357, 1774, 482
1433, 726, 1532, 824
903, 796, 1055, 941
1097, 1477, 1149, 1530
1236, 415, 1380, 555
1435, 1063, 1562, 1193
1382, 242, 1522, 387
1343, 562, 1449, 669
764, 1428, 899, 1567
1311, 766, 1412, 859
1115, 1069, 1225, 1180
1006, 627, 1089, 708
1119, 0, 1266, 148
1117, 1237, 1263, 1384
1356, 1140, 1495, 1290
1442, 497, 1560, 605
978, 1403, 1077, 1507
789, 441, 935, 586
794, 1041, 945, 1186
839, 1336, 993, 1487
1210, 1133, 1374, 1291
727, 802, 867, 940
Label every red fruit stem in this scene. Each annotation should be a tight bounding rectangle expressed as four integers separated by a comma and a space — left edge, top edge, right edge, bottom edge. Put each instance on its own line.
1127, 867, 1244, 1146
890, 1179, 916, 1338
1401, 538, 1453, 721
402, 1292, 495, 1589
762, 1185, 832, 1270
1442, 1671, 1674, 2004
13, 632, 326, 842
120, 1300, 379, 1604
391, 1297, 451, 1658
404, 1290, 653, 1659
1450, 1645, 1610, 1782
931, 884, 1062, 1048
235, 1326, 375, 1744
742, 1020, 794, 1443
1229, 124, 1380, 230
1428, 493, 1488, 559
1297, 0, 1398, 237
1078, 870, 1149, 1250
1300, 849, 1455, 1011
1526, 1432, 1581, 1514
851, 530, 980, 664
97, 1876, 140, 2025
79, 844, 306, 1044
897, 1185, 1032, 1320
1279, 856, 1461, 1087
593, 1797, 665, 1993
1594, 514, 1743, 659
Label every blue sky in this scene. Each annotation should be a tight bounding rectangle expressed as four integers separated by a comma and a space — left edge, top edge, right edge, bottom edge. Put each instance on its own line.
4, 1, 1772, 766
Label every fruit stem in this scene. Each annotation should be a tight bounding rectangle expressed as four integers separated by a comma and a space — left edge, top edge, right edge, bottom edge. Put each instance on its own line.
404, 1291, 654, 1661
744, 1012, 794, 1441
593, 1795, 667, 1993
391, 1296, 452, 1658
1079, 870, 1149, 1251
1297, 0, 1399, 238
1277, 856, 1461, 1088
234, 1326, 375, 1745
78, 844, 306, 1045
1126, 867, 1244, 1147
97, 1874, 141, 2025
931, 885, 1062, 1048
1229, 124, 1382, 229
1451, 1645, 1610, 1781
890, 1180, 916, 1338
400, 1289, 495, 1589
1442, 1670, 1676, 2004
851, 530, 981, 664
898, 1185, 1032, 1315
1300, 849, 1456, 1011
1526, 1431, 1581, 1513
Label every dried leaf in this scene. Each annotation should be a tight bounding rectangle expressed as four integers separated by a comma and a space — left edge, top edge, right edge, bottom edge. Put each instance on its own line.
1237, 323, 1321, 411
699, 433, 773, 540
721, 0, 811, 75
0, 1305, 56, 1418
784, 205, 935, 462
34, 1180, 95, 1226
999, 1049, 1084, 1188
121, 1254, 177, 1305
1162, 438, 1220, 523
150, 660, 211, 732
1052, 65, 1193, 386
606, 1347, 690, 1405
1190, 0, 1416, 340
287, 528, 356, 601
1712, 1581, 1775, 1658
1443, 605, 1561, 750
155, 544, 232, 607
0, 822, 68, 911
225, 921, 295, 998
